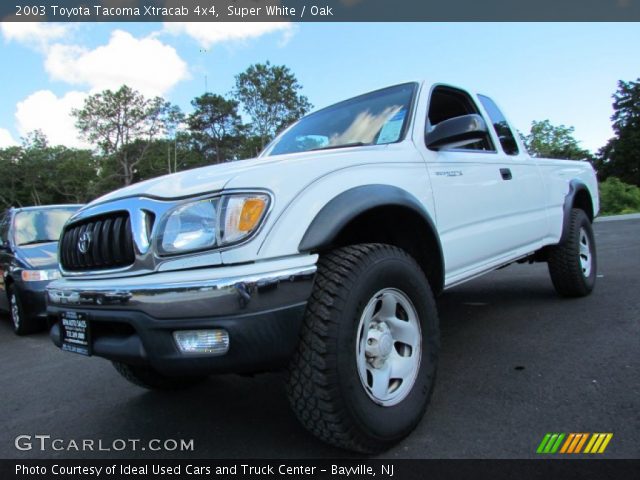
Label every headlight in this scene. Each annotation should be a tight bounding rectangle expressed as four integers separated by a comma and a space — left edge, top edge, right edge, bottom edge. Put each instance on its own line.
159, 198, 219, 254
21, 269, 61, 282
158, 193, 269, 255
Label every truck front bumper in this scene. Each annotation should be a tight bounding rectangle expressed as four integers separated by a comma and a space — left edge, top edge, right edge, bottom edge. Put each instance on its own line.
47, 255, 317, 375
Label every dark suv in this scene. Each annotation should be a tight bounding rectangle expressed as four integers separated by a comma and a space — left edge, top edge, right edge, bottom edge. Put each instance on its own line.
0, 205, 81, 335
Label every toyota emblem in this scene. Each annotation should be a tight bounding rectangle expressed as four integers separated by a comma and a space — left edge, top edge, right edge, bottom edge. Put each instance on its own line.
78, 231, 92, 254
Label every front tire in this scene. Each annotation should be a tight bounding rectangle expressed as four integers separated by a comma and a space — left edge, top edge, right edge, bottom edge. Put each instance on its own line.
9, 285, 37, 336
112, 362, 206, 390
547, 208, 597, 297
287, 244, 439, 453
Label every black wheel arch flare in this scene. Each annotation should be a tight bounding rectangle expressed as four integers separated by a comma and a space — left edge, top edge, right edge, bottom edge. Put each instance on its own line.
298, 184, 445, 293
561, 179, 595, 244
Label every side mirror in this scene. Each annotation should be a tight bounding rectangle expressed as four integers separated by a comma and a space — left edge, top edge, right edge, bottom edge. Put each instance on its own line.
426, 114, 488, 150
0, 241, 10, 252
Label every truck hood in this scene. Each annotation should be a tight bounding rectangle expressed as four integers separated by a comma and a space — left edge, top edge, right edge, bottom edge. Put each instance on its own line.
92, 156, 274, 204
89, 145, 394, 205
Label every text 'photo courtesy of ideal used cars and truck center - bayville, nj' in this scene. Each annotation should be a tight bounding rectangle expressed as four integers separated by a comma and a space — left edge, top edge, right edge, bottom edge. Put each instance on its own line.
0, 1, 639, 478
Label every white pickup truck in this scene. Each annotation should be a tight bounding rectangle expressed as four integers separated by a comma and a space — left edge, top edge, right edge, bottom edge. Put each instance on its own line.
47, 81, 599, 453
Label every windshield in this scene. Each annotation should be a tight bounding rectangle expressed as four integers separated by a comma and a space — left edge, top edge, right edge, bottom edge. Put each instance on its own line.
264, 83, 417, 157
13, 208, 80, 246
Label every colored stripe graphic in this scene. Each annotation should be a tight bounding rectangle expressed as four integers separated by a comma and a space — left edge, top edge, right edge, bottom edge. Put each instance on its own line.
585, 433, 614, 454
537, 434, 552, 454
538, 433, 613, 454
544, 434, 559, 453
574, 433, 589, 453
550, 434, 565, 453
537, 433, 565, 454
584, 434, 599, 453
560, 433, 575, 453
598, 434, 614, 453
567, 433, 583, 453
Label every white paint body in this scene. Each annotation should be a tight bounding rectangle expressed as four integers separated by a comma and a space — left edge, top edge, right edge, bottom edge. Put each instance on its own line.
85, 81, 599, 289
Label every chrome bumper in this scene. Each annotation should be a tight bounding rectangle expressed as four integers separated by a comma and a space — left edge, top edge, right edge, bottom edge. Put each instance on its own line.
47, 255, 317, 319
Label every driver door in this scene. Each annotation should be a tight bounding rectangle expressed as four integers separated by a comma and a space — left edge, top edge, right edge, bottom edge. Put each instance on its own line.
417, 86, 539, 286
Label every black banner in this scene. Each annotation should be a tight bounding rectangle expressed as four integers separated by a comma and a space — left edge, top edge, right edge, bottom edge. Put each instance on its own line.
2, 460, 640, 480
4, 0, 640, 22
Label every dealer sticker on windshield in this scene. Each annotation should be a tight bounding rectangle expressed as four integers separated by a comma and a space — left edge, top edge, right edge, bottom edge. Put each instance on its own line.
60, 311, 91, 356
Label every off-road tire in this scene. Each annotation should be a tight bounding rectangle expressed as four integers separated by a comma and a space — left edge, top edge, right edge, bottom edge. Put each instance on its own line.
112, 362, 206, 390
547, 208, 597, 297
287, 244, 439, 453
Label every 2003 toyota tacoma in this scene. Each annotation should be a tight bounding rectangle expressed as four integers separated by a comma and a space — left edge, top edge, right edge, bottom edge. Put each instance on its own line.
47, 81, 599, 453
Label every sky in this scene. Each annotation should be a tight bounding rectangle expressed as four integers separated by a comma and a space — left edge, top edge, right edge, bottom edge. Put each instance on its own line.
0, 22, 638, 153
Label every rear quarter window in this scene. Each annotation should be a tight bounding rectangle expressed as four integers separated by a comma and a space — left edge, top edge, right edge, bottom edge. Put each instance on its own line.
478, 95, 519, 156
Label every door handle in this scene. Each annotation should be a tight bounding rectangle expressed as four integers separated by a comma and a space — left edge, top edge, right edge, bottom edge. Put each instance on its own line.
500, 168, 512, 180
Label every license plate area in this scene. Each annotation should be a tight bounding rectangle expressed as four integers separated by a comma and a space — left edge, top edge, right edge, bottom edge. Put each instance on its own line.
60, 311, 91, 356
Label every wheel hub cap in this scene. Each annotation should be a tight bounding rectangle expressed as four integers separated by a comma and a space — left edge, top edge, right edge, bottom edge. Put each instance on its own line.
579, 228, 592, 277
365, 322, 394, 368
11, 294, 20, 329
356, 288, 422, 407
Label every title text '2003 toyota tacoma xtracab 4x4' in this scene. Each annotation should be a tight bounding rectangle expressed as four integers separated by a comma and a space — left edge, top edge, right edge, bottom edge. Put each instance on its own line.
47, 81, 599, 453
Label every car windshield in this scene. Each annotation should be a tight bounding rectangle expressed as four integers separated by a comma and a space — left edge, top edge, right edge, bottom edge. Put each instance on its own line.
13, 208, 80, 246
263, 83, 417, 157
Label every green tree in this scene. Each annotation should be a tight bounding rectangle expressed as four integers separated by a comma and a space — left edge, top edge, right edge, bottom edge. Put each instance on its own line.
233, 61, 312, 150
73, 85, 181, 187
187, 93, 242, 163
524, 119, 592, 160
596, 79, 640, 186
127, 135, 208, 182
45, 147, 99, 203
0, 131, 100, 207
19, 131, 51, 205
598, 177, 640, 215
233, 132, 264, 160
0, 146, 24, 207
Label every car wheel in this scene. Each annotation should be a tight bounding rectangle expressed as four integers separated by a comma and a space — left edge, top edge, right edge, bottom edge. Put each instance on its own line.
287, 243, 440, 453
112, 362, 207, 390
548, 208, 597, 297
9, 285, 37, 336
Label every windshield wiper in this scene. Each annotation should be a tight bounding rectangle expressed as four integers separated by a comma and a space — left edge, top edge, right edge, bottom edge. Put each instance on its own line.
309, 142, 369, 152
18, 239, 58, 246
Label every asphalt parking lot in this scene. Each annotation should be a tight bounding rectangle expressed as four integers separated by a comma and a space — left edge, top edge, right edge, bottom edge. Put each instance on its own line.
1, 218, 638, 459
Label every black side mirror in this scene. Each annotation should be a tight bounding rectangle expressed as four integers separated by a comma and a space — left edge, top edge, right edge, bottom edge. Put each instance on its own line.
426, 114, 488, 150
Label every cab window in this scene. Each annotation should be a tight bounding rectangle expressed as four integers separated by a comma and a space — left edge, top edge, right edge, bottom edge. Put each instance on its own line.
478, 95, 519, 155
427, 86, 495, 152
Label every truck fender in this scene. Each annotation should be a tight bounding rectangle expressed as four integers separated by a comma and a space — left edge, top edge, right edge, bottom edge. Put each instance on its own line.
560, 179, 594, 244
298, 185, 444, 290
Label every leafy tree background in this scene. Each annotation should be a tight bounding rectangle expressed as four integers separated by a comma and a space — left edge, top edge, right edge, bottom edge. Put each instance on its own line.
233, 61, 312, 150
598, 177, 640, 215
521, 79, 640, 214
524, 120, 592, 161
73, 85, 182, 187
1, 67, 639, 216
595, 79, 640, 187
187, 93, 242, 164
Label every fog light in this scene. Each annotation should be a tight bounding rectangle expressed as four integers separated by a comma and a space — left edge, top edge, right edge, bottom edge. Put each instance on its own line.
173, 330, 229, 355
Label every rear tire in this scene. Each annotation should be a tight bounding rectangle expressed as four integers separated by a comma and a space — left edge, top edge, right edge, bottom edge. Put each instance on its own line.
9, 285, 38, 336
112, 362, 206, 390
547, 208, 597, 297
287, 244, 439, 453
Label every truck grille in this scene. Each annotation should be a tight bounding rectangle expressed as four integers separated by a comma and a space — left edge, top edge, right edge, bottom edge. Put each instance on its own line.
60, 212, 135, 271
